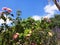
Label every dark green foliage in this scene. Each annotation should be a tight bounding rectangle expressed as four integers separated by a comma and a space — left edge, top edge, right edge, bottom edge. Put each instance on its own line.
50, 14, 60, 27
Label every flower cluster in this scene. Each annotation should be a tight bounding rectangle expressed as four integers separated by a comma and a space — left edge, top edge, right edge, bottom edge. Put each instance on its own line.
2, 7, 12, 13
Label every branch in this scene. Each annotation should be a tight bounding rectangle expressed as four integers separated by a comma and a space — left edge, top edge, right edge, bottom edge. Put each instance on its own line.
53, 0, 60, 10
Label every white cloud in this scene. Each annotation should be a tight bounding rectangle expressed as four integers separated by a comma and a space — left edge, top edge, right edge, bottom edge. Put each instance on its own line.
44, 4, 58, 18
32, 4, 59, 20
32, 15, 41, 20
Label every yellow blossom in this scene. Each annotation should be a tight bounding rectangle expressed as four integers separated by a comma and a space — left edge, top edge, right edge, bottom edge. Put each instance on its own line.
26, 34, 31, 37
29, 30, 32, 34
48, 32, 53, 37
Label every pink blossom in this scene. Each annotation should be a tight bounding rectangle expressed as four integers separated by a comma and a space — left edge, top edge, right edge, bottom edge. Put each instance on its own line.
31, 43, 35, 45
48, 19, 51, 23
13, 33, 19, 40
2, 7, 12, 13
7, 8, 12, 13
2, 7, 7, 10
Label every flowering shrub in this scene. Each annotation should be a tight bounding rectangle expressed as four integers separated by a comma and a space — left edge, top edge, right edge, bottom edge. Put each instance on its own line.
0, 7, 57, 45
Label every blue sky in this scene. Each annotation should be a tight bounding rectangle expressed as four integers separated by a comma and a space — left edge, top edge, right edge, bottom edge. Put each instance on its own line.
0, 0, 60, 22
0, 0, 49, 18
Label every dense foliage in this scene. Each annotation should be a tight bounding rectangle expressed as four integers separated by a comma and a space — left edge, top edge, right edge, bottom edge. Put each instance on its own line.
0, 7, 58, 45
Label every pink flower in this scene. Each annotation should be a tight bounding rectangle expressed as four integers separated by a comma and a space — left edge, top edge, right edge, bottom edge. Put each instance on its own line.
13, 33, 19, 40
2, 7, 7, 10
31, 43, 35, 45
2, 7, 12, 13
47, 19, 51, 23
7, 8, 12, 13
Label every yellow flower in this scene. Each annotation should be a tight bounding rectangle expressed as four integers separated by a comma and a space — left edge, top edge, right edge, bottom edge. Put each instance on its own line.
29, 30, 32, 34
48, 32, 53, 37
26, 34, 31, 37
